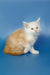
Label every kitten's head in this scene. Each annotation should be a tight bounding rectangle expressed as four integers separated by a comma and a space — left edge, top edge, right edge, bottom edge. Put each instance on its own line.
23, 18, 41, 35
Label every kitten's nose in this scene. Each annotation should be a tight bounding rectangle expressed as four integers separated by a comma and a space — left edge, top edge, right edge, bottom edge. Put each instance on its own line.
35, 30, 37, 32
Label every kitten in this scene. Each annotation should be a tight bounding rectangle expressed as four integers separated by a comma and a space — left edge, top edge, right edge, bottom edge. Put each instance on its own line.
3, 18, 41, 55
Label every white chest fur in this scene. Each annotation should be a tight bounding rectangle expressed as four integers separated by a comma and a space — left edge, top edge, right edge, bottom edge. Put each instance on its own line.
26, 34, 33, 41
25, 34, 37, 46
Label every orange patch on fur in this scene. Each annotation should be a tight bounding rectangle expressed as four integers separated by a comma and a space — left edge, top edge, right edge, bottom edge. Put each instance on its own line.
3, 29, 27, 55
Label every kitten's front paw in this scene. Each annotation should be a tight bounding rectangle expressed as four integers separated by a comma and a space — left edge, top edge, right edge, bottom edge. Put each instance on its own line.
24, 49, 29, 54
31, 50, 39, 54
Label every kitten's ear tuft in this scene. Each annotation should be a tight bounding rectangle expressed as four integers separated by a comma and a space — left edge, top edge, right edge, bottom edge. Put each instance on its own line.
23, 21, 28, 28
36, 17, 40, 25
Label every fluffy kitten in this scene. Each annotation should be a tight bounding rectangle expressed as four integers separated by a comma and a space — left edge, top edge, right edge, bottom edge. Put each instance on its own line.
3, 18, 41, 55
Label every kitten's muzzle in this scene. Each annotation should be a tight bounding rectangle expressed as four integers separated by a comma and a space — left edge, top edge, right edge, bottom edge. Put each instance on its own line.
35, 30, 37, 32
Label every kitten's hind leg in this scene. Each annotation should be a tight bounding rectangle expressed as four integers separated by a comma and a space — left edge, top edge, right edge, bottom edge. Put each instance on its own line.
4, 49, 25, 55
3, 46, 25, 55
30, 47, 39, 54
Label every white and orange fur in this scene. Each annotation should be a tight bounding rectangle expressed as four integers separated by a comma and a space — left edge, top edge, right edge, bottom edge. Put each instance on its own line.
3, 18, 41, 55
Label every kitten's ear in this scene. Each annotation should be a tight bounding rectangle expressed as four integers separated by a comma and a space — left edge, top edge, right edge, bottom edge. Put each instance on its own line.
23, 21, 28, 28
36, 17, 40, 25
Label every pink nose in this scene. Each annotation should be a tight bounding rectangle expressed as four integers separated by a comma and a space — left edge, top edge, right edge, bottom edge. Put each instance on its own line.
35, 30, 37, 32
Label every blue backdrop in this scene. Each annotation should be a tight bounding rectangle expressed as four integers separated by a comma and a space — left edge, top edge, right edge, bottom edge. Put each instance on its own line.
0, 1, 50, 75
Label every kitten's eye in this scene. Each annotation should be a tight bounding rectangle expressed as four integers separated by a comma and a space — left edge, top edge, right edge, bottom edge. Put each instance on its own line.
31, 28, 34, 30
36, 27, 38, 29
